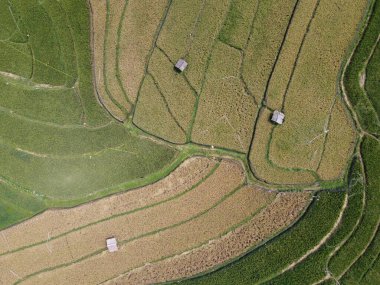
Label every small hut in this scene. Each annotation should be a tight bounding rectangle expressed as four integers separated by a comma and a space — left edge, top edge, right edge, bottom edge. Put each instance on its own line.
106, 237, 118, 252
175, 59, 188, 72
271, 110, 285, 125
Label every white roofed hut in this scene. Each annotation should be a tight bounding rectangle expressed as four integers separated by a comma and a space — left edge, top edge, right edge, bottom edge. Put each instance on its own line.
106, 237, 118, 252
271, 110, 285, 125
175, 59, 188, 72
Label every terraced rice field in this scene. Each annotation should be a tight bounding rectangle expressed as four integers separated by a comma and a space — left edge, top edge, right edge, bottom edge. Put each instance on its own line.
0, 0, 378, 284
0, 158, 310, 285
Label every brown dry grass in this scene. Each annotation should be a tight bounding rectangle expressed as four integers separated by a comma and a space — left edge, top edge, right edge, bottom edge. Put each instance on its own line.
21, 184, 273, 285
192, 41, 257, 152
157, 0, 205, 62
317, 99, 356, 180
90, 0, 126, 121
249, 109, 316, 185
183, 0, 230, 92
105, 191, 311, 285
148, 48, 196, 130
0, 157, 216, 255
269, 0, 366, 171
242, 0, 297, 103
158, 0, 230, 92
0, 160, 244, 283
266, 0, 320, 110
133, 75, 186, 143
118, 0, 167, 103
104, 0, 132, 112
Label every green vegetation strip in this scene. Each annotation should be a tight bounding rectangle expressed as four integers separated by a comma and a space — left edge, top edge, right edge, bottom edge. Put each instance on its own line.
344, 0, 380, 135
338, 136, 380, 284
259, 159, 365, 284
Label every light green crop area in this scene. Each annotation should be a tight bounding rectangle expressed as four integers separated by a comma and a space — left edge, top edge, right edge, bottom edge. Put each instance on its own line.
0, 0, 178, 226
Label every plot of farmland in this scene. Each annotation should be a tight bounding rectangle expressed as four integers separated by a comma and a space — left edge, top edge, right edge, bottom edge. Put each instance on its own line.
0, 0, 375, 284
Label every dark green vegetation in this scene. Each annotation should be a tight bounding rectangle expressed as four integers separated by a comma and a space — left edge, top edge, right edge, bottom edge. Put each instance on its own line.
0, 0, 178, 228
344, 0, 380, 135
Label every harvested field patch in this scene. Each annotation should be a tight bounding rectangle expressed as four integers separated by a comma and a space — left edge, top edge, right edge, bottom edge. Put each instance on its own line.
242, 0, 297, 103
133, 74, 186, 143
1, 159, 251, 284
249, 109, 316, 185
19, 183, 271, 285
269, 0, 367, 171
265, 0, 320, 110
89, 0, 126, 121
219, 0, 259, 49
317, 99, 357, 181
147, 48, 196, 131
0, 160, 241, 284
104, 191, 311, 285
192, 41, 257, 152
0, 157, 216, 255
118, 0, 168, 103
103, 0, 132, 112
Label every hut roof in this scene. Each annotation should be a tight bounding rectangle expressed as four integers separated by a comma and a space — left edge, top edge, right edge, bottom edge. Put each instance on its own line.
271, 110, 285, 125
175, 59, 188, 72
106, 237, 118, 252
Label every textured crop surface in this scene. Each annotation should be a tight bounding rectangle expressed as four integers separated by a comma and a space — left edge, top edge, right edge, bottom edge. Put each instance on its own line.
0, 0, 375, 284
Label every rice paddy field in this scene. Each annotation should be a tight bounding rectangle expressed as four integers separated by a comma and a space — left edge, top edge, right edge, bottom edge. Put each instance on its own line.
0, 0, 379, 284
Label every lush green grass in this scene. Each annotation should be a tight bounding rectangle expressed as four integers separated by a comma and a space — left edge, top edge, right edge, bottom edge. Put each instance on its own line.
0, 0, 178, 213
328, 114, 380, 280
0, 133, 177, 200
260, 159, 365, 284
0, 183, 46, 229
338, 136, 380, 284
178, 190, 345, 285
0, 78, 83, 125
344, 0, 380, 135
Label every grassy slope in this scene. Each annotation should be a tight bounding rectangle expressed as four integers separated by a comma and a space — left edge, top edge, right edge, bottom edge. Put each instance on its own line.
0, 0, 178, 229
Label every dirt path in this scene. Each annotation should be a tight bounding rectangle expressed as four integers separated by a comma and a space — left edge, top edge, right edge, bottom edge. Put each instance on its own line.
0, 71, 69, 90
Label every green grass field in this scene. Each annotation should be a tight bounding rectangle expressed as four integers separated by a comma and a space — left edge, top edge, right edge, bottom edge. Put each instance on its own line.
0, 0, 378, 284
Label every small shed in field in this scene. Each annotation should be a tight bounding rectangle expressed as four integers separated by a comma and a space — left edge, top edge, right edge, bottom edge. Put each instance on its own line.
175, 59, 188, 72
106, 237, 118, 252
271, 110, 285, 125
